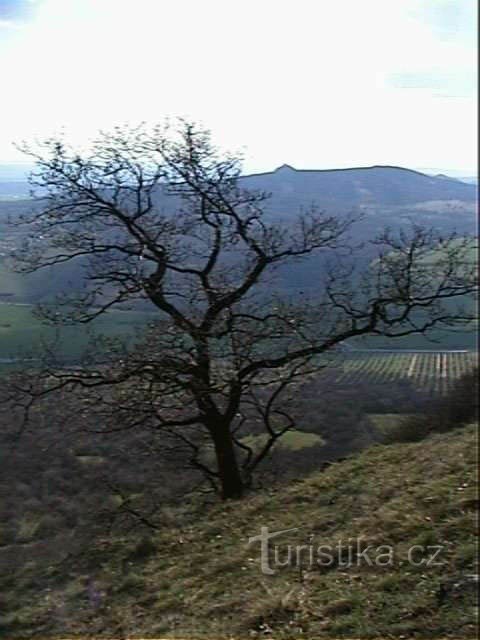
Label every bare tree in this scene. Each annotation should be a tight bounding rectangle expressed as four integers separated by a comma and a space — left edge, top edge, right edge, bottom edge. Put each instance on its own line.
5, 121, 477, 499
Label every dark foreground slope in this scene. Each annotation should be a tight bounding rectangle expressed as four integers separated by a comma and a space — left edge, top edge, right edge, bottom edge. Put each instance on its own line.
2, 423, 477, 639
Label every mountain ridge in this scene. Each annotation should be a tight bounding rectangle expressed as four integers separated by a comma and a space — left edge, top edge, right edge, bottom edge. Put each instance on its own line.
237, 163, 476, 216
0, 160, 476, 185
243, 162, 445, 178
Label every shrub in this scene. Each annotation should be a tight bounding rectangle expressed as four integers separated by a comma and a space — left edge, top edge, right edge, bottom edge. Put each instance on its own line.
438, 367, 478, 427
384, 368, 478, 444
382, 414, 432, 443
35, 514, 64, 539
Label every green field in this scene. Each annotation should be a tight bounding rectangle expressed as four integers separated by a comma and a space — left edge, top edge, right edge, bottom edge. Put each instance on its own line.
242, 429, 325, 452
1, 304, 478, 396
0, 260, 32, 300
0, 302, 154, 363
367, 413, 416, 434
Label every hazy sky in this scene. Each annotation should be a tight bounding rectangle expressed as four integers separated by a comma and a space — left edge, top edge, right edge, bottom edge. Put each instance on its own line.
0, 0, 477, 173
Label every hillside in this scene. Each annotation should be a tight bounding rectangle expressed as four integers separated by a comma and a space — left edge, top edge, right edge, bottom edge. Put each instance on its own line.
0, 163, 36, 182
1, 423, 477, 638
0, 182, 31, 199
242, 164, 476, 209
238, 165, 476, 247
0, 164, 476, 302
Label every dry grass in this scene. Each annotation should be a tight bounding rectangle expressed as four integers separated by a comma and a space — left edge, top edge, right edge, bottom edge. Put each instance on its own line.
1, 424, 478, 639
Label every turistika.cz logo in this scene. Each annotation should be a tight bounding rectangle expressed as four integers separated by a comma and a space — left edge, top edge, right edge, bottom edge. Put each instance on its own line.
247, 526, 444, 575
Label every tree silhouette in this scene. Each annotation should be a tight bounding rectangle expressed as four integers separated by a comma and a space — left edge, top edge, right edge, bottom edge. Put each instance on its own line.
6, 121, 477, 499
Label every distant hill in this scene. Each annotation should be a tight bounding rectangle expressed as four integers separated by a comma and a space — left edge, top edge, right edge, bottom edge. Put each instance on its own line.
0, 162, 476, 204
416, 166, 478, 186
0, 163, 36, 182
0, 163, 476, 311
0, 161, 476, 208
241, 164, 476, 211
458, 176, 478, 185
0, 182, 31, 199
235, 164, 477, 246
0, 164, 35, 199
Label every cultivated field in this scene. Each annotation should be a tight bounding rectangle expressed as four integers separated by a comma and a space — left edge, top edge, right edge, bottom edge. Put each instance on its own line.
319, 350, 478, 395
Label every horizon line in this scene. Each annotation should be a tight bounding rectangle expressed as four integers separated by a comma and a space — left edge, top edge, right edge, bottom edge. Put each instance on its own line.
0, 160, 477, 180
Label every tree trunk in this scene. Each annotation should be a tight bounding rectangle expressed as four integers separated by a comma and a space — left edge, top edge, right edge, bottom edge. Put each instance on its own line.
208, 420, 244, 500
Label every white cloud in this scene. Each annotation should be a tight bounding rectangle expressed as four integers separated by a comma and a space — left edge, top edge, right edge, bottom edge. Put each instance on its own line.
0, 0, 476, 171
0, 18, 24, 30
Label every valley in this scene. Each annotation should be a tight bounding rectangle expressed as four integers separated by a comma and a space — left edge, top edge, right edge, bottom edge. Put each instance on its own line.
1, 1, 477, 637
0, 163, 477, 362
0, 157, 477, 640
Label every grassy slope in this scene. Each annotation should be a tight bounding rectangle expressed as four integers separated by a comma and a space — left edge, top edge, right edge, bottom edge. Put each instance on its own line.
6, 424, 478, 638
